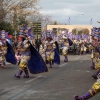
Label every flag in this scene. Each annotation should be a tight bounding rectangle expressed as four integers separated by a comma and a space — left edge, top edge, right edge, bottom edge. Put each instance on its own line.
41, 31, 46, 40
45, 17, 50, 23
91, 27, 99, 42
90, 18, 93, 25
68, 17, 71, 24
57, 29, 68, 39
68, 32, 72, 39
51, 30, 56, 39
28, 28, 34, 40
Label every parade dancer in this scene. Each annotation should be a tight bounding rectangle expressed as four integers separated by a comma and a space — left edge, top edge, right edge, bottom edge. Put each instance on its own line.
14, 35, 31, 78
92, 50, 100, 79
90, 27, 100, 69
62, 34, 73, 62
14, 27, 48, 78
90, 43, 100, 70
42, 31, 60, 68
74, 73, 100, 100
62, 35, 69, 62
73, 27, 100, 100
0, 39, 6, 68
88, 42, 95, 69
90, 49, 95, 69
0, 30, 16, 68
80, 42, 87, 55
91, 51, 99, 70
90, 41, 100, 79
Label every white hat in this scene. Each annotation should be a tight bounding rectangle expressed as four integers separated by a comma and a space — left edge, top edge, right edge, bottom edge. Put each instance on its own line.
62, 31, 65, 34
63, 35, 67, 39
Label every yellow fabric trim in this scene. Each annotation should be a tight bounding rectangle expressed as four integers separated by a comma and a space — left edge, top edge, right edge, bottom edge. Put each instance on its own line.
89, 90, 93, 96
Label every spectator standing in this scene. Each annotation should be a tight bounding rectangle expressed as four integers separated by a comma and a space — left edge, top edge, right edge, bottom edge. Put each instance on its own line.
35, 36, 42, 52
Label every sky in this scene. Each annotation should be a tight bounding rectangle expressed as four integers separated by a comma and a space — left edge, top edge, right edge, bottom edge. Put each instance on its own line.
40, 0, 100, 27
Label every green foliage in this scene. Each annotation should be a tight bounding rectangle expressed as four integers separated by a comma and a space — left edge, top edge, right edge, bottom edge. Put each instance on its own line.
82, 28, 89, 34
72, 29, 77, 34
72, 28, 89, 35
18, 17, 28, 26
0, 22, 14, 34
53, 21, 58, 25
78, 30, 82, 34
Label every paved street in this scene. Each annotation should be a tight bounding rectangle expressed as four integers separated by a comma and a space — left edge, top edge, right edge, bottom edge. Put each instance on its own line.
0, 55, 100, 100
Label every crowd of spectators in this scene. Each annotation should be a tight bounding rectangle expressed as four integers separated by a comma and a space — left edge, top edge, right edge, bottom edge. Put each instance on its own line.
59, 39, 93, 55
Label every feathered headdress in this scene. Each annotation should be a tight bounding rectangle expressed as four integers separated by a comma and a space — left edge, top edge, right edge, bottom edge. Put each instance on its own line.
19, 27, 34, 40
27, 28, 34, 40
20, 25, 27, 31
46, 31, 53, 40
0, 30, 8, 39
91, 27, 99, 42
19, 25, 27, 37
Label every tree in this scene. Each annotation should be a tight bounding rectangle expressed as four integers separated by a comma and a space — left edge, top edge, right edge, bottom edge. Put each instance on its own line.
0, 0, 41, 31
82, 28, 89, 34
0, 22, 14, 33
72, 28, 77, 34
0, 0, 6, 22
78, 30, 82, 34
18, 17, 28, 26
53, 21, 58, 25
29, 14, 54, 29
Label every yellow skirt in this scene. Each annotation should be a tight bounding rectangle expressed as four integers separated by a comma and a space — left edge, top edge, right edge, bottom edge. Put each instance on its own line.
0, 54, 5, 63
92, 82, 100, 93
81, 47, 86, 52
95, 64, 100, 69
46, 51, 54, 61
19, 55, 30, 70
91, 54, 94, 59
62, 47, 68, 55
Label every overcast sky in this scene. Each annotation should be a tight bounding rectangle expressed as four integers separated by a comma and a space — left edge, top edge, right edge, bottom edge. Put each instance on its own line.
40, 0, 100, 26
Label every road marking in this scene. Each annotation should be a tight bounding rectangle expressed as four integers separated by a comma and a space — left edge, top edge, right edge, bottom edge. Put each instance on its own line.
59, 56, 80, 68
7, 59, 79, 100
59, 63, 67, 67
6, 62, 10, 65
77, 70, 80, 71
75, 56, 80, 59
25, 75, 42, 84
86, 71, 90, 73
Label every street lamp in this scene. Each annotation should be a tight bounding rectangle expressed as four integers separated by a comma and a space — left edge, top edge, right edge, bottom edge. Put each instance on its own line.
76, 13, 84, 23
97, 21, 100, 23
75, 13, 84, 34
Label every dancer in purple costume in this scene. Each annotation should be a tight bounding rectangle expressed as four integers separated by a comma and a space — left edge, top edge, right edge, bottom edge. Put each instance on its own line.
0, 30, 16, 68
14, 26, 48, 78
74, 73, 100, 100
62, 35, 69, 62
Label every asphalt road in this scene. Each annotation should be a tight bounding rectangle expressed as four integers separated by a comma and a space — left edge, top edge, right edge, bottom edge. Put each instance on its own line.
0, 55, 99, 100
